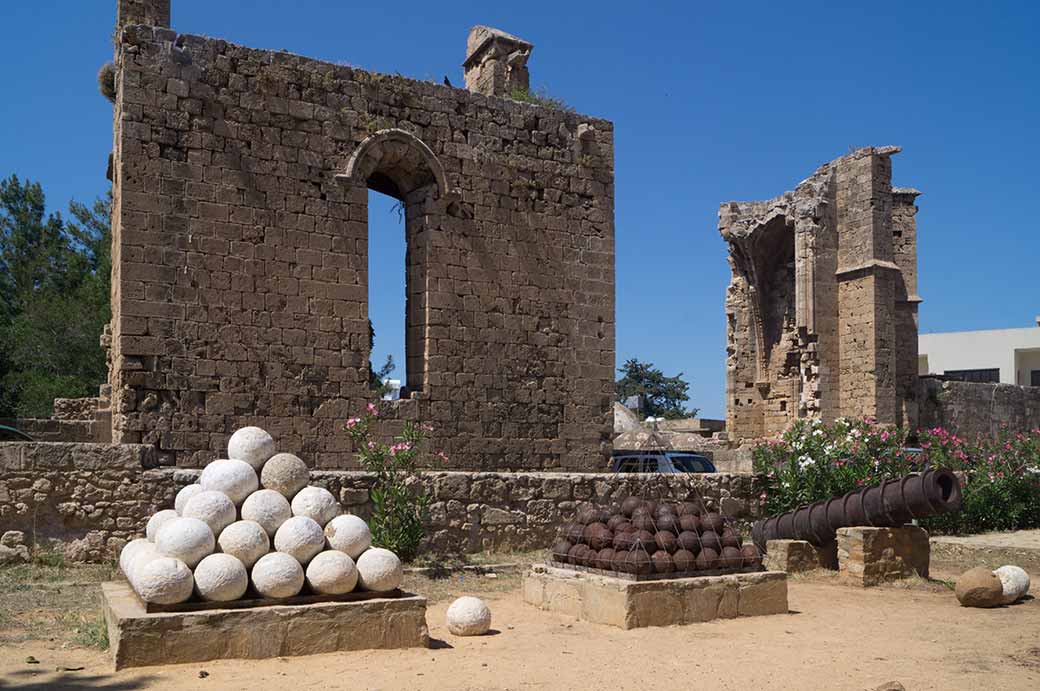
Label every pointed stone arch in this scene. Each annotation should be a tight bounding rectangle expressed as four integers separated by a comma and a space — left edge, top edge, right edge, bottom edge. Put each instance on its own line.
337, 129, 453, 202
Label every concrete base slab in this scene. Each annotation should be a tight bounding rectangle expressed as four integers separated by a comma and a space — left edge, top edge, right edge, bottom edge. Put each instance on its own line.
764, 539, 838, 572
837, 526, 929, 586
102, 581, 429, 669
523, 564, 787, 629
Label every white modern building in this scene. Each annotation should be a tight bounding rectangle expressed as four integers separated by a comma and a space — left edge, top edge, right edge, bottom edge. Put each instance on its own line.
919, 317, 1040, 387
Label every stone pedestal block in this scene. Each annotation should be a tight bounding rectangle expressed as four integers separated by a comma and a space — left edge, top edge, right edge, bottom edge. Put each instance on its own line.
522, 564, 787, 630
102, 581, 429, 669
764, 539, 838, 572
836, 526, 929, 587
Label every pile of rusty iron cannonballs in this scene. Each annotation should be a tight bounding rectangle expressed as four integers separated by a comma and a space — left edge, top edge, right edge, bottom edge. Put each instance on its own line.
549, 496, 763, 576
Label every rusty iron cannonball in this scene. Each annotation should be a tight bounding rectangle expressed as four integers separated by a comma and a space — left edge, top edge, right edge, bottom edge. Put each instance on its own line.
679, 514, 701, 533
677, 501, 700, 517
643, 500, 659, 516
612, 549, 630, 573
654, 530, 678, 554
740, 543, 763, 568
582, 521, 607, 542
701, 512, 725, 534
653, 502, 677, 519
621, 496, 644, 517
699, 530, 722, 553
563, 522, 584, 544
596, 547, 616, 570
631, 514, 656, 532
588, 525, 614, 551
613, 520, 634, 534
720, 546, 743, 570
721, 527, 742, 549
677, 530, 701, 554
613, 531, 635, 551
606, 514, 628, 531
655, 513, 679, 534
568, 544, 588, 565
625, 549, 652, 575
551, 539, 573, 563
673, 548, 696, 572
652, 550, 675, 574
696, 547, 720, 570
632, 530, 656, 553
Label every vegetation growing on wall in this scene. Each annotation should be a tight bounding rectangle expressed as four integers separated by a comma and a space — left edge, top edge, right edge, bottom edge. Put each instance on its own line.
753, 417, 1040, 535
0, 176, 111, 418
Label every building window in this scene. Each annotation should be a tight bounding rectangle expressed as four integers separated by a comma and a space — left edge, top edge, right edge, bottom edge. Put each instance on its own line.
944, 368, 1000, 384
1032, 370, 1040, 387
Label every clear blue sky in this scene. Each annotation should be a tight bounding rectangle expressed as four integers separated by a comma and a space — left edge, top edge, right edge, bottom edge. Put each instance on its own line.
2, 1, 1038, 417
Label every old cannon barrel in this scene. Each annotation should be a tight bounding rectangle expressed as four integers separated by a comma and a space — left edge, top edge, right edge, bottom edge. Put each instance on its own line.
752, 468, 962, 552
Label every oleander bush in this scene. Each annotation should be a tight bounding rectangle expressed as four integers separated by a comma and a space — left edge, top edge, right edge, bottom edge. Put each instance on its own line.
753, 417, 1040, 535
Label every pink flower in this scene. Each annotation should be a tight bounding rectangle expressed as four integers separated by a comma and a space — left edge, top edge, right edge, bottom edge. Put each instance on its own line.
367, 441, 376, 450
366, 402, 379, 417
389, 442, 412, 456
880, 431, 889, 442
435, 451, 449, 463
346, 417, 361, 429
421, 423, 434, 433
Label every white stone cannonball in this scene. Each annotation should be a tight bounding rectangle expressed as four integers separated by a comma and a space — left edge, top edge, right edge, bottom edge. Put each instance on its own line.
216, 520, 270, 569
155, 516, 215, 568
356, 547, 403, 592
251, 551, 304, 598
146, 509, 180, 541
194, 553, 249, 602
260, 452, 310, 499
174, 484, 205, 515
120, 538, 155, 577
227, 426, 277, 471
182, 490, 237, 538
994, 565, 1031, 604
274, 516, 325, 565
324, 514, 372, 559
305, 550, 358, 595
446, 596, 492, 636
199, 458, 259, 506
241, 489, 292, 537
290, 486, 341, 527
133, 557, 194, 605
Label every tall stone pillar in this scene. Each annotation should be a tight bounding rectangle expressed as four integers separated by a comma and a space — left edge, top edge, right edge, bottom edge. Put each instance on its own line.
891, 188, 923, 429
117, 0, 170, 29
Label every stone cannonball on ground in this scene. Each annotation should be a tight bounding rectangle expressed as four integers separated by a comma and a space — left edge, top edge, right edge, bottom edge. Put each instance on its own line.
324, 514, 372, 559
955, 566, 1005, 608
182, 490, 237, 538
305, 550, 359, 595
199, 458, 259, 506
290, 486, 341, 527
133, 557, 194, 605
174, 484, 204, 515
260, 452, 310, 499
146, 509, 180, 541
194, 553, 249, 602
251, 551, 304, 598
126, 542, 163, 586
216, 520, 269, 569
994, 565, 1031, 604
274, 516, 325, 565
155, 517, 215, 568
356, 547, 403, 592
241, 489, 292, 537
227, 426, 277, 471
446, 596, 492, 636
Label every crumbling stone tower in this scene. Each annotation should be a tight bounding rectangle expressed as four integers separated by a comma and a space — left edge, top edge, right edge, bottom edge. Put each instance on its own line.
719, 147, 921, 441
107, 0, 615, 469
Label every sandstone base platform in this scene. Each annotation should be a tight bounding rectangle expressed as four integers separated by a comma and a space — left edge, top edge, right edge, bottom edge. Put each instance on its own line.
837, 525, 929, 586
102, 581, 429, 669
764, 539, 838, 573
522, 564, 787, 629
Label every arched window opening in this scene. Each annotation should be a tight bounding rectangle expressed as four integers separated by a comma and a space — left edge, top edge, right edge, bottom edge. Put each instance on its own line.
367, 189, 406, 399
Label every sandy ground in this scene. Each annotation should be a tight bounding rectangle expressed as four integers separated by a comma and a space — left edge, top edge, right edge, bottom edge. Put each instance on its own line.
2, 572, 1039, 691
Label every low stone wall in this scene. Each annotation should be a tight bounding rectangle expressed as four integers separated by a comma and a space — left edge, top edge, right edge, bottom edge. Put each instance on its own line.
0, 418, 99, 443
918, 379, 1040, 439
0, 442, 766, 562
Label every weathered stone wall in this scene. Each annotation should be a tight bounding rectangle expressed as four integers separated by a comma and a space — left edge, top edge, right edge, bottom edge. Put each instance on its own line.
108, 3, 614, 471
918, 379, 1040, 439
720, 147, 920, 441
0, 442, 764, 561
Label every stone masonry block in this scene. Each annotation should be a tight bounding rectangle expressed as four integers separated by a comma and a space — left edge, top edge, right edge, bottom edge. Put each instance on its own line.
764, 539, 838, 573
836, 525, 929, 587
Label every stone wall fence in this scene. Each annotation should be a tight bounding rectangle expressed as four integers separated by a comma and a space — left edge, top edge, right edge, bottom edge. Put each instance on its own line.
0, 442, 766, 562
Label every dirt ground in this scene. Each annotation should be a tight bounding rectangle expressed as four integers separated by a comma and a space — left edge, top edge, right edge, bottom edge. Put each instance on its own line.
1, 562, 1038, 691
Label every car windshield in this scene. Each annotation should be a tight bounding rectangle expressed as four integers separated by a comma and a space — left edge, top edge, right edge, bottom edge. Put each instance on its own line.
671, 455, 708, 472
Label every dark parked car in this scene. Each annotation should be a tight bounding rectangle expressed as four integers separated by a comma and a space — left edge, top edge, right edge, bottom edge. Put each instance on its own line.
610, 451, 716, 474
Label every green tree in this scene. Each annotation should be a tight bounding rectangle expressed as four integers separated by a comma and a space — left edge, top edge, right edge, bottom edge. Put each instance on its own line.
367, 318, 396, 396
615, 358, 695, 420
0, 175, 111, 418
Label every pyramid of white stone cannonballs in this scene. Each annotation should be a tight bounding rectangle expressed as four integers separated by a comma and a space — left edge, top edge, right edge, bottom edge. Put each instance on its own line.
119, 426, 403, 605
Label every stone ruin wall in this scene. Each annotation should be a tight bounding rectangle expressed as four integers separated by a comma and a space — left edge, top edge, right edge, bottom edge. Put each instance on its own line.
106, 1, 615, 471
0, 443, 764, 562
720, 147, 921, 442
